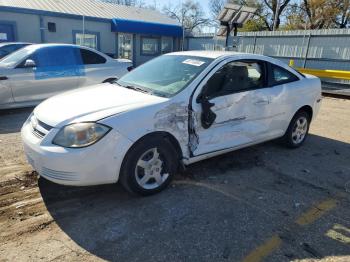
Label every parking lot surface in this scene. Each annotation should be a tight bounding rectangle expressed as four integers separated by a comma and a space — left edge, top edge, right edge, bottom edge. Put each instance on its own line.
0, 97, 350, 262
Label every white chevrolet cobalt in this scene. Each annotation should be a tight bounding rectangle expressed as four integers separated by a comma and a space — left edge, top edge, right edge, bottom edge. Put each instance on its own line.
21, 51, 322, 195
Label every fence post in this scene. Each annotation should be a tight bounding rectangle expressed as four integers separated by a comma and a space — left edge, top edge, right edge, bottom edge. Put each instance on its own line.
303, 33, 311, 68
253, 32, 257, 54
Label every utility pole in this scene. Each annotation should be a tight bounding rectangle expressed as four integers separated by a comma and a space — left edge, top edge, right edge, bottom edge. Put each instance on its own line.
82, 15, 85, 46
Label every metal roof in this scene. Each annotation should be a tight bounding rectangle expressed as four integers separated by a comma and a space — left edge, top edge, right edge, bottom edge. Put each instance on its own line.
0, 0, 179, 25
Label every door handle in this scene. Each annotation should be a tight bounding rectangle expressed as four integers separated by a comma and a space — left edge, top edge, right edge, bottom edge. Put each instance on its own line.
254, 99, 269, 105
233, 116, 246, 121
0, 76, 8, 81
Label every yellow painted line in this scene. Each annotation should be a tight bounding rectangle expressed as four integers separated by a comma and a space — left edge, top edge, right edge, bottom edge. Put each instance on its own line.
242, 235, 282, 262
295, 199, 338, 226
242, 198, 338, 261
326, 224, 350, 245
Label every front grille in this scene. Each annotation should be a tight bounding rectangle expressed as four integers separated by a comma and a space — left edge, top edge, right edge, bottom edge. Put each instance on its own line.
37, 120, 53, 131
32, 128, 45, 139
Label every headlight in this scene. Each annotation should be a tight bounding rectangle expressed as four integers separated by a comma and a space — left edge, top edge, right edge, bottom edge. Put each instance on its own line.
52, 122, 111, 148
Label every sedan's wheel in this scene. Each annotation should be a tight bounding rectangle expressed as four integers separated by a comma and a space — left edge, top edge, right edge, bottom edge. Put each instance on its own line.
291, 116, 308, 144
120, 136, 178, 195
135, 148, 169, 190
282, 111, 310, 148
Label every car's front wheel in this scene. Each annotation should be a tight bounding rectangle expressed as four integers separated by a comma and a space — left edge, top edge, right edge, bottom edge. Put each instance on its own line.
120, 136, 178, 195
282, 110, 310, 148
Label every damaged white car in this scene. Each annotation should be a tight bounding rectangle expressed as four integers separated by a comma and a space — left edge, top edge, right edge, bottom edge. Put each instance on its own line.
21, 51, 322, 195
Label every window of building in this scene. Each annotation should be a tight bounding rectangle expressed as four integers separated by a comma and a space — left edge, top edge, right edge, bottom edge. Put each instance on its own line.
48, 22, 56, 32
79, 48, 106, 64
270, 64, 299, 85
141, 37, 160, 56
204, 61, 266, 98
161, 37, 173, 53
74, 31, 99, 50
118, 33, 133, 60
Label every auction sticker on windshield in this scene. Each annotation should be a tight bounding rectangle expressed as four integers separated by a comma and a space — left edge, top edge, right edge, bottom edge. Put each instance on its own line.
182, 59, 206, 67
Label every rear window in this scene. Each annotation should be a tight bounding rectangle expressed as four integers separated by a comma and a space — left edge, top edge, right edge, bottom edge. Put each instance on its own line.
271, 64, 299, 85
79, 49, 106, 65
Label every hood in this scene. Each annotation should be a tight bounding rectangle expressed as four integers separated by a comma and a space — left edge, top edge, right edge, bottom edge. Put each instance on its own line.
34, 83, 167, 127
0, 63, 10, 70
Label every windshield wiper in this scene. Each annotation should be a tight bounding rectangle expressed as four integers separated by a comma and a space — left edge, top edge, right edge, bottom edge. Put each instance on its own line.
117, 81, 153, 95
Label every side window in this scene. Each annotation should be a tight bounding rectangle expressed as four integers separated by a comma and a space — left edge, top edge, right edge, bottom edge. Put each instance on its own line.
204, 61, 265, 98
30, 46, 80, 67
79, 49, 106, 65
270, 64, 299, 85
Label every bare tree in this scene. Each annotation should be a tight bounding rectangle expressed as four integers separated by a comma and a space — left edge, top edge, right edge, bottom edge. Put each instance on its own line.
163, 0, 210, 33
335, 0, 350, 28
256, 0, 291, 30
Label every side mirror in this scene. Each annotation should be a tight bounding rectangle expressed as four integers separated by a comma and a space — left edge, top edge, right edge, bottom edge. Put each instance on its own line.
24, 59, 36, 68
196, 92, 209, 104
127, 66, 134, 72
196, 92, 216, 129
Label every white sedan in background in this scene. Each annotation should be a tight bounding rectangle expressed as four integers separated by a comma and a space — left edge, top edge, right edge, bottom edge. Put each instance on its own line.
0, 43, 132, 109
21, 51, 322, 195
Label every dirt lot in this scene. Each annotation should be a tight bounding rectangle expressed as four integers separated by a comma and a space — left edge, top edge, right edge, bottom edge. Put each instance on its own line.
0, 97, 349, 262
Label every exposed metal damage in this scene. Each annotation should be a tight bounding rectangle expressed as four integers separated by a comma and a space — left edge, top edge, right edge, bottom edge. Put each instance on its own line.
153, 102, 190, 150
188, 108, 199, 154
153, 101, 201, 158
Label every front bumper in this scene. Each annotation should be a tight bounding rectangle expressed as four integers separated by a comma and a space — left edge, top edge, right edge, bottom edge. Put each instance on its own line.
21, 120, 132, 186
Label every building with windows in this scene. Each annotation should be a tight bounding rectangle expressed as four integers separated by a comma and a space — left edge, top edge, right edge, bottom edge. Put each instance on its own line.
0, 0, 183, 66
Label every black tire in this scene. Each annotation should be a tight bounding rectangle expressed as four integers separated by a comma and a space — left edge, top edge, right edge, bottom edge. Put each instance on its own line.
119, 135, 178, 196
281, 110, 311, 148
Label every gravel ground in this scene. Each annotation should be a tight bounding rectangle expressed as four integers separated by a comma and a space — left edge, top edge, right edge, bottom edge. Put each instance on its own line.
0, 97, 349, 262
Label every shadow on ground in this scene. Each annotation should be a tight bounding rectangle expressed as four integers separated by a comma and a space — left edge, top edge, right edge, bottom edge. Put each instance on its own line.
40, 134, 350, 261
0, 107, 33, 134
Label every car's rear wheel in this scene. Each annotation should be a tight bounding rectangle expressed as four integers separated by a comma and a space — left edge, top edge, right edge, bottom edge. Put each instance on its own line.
282, 111, 310, 148
120, 136, 178, 195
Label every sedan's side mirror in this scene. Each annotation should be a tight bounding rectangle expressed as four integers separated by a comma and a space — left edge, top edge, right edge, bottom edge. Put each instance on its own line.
24, 59, 36, 68
196, 92, 216, 129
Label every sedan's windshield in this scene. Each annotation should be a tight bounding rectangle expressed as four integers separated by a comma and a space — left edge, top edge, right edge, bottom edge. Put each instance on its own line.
0, 47, 33, 67
117, 55, 213, 97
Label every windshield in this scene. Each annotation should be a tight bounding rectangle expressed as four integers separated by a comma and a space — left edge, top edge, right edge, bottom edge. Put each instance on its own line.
0, 47, 33, 67
117, 55, 213, 97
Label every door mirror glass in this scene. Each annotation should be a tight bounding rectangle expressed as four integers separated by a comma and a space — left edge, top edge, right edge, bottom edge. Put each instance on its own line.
24, 59, 36, 68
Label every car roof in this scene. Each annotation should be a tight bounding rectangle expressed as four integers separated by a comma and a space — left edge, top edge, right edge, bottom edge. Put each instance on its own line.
167, 50, 272, 60
25, 43, 83, 49
19, 43, 108, 57
167, 50, 248, 59
0, 42, 32, 47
